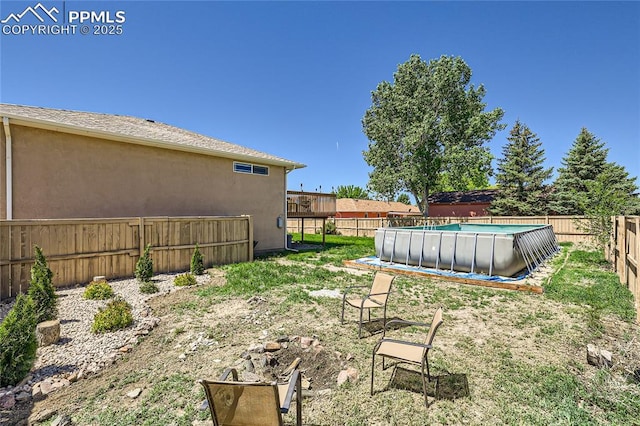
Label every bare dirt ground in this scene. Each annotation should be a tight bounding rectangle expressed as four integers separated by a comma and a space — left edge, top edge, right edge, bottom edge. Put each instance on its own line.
7, 251, 640, 425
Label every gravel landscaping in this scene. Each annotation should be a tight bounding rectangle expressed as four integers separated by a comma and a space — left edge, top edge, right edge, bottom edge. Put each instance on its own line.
0, 273, 211, 412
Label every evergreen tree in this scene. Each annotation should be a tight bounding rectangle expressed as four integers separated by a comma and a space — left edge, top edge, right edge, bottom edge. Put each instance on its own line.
28, 245, 58, 323
578, 162, 640, 251
190, 244, 205, 275
135, 244, 153, 282
489, 121, 553, 216
0, 294, 38, 387
550, 128, 608, 215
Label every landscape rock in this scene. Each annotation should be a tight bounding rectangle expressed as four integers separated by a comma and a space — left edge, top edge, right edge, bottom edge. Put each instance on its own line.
126, 388, 142, 399
28, 408, 57, 424
0, 392, 15, 409
587, 344, 614, 368
51, 414, 73, 426
36, 319, 61, 346
264, 342, 281, 352
337, 367, 359, 386
600, 349, 613, 368
587, 344, 600, 366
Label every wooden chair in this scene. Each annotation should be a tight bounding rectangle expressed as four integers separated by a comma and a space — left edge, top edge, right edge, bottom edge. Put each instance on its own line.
341, 272, 396, 338
199, 360, 302, 426
371, 307, 444, 407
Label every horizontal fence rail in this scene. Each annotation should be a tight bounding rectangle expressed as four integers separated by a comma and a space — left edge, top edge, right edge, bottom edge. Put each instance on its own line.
0, 216, 253, 300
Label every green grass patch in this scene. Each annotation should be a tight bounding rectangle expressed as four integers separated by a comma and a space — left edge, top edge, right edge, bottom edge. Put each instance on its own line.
545, 249, 635, 322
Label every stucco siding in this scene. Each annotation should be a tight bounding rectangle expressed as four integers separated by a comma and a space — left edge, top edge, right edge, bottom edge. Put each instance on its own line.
3, 125, 285, 250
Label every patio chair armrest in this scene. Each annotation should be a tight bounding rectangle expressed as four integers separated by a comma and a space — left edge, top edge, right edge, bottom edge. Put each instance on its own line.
219, 367, 239, 381
379, 338, 433, 350
280, 369, 301, 412
360, 293, 388, 306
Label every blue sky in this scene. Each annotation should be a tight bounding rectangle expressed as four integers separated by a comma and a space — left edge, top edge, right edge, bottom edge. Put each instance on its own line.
1, 1, 638, 197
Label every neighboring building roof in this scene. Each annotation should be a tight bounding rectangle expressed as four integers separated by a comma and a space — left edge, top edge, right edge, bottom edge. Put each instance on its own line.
336, 198, 420, 213
428, 189, 499, 204
0, 103, 305, 170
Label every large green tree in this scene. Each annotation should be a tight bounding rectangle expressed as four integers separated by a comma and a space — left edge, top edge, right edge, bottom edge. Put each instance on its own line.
489, 121, 553, 216
362, 54, 505, 215
333, 185, 370, 200
550, 128, 609, 215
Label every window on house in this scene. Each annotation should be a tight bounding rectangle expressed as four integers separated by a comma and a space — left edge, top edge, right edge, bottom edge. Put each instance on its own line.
233, 162, 269, 176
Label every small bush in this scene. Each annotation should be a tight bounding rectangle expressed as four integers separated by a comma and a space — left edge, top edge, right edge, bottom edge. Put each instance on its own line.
0, 294, 38, 387
135, 244, 153, 282
83, 281, 114, 300
324, 220, 339, 235
28, 245, 58, 323
92, 297, 133, 333
140, 281, 159, 294
174, 273, 197, 287
190, 244, 205, 275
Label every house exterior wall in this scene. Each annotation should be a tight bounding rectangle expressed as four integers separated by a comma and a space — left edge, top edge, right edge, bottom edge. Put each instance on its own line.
428, 203, 491, 217
0, 124, 286, 250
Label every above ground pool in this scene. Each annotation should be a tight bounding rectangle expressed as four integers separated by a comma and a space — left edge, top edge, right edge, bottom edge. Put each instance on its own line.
374, 223, 559, 278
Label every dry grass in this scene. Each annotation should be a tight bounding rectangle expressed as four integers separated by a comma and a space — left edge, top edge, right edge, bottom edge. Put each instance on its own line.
16, 237, 640, 425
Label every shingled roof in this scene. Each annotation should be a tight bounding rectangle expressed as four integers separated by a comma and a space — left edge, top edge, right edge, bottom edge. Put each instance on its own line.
427, 189, 499, 204
0, 104, 305, 170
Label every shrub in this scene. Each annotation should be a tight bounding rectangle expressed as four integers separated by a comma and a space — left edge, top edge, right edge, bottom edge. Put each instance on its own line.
174, 273, 197, 287
324, 220, 339, 235
135, 244, 153, 282
139, 281, 159, 294
83, 280, 114, 300
190, 244, 205, 275
92, 297, 133, 333
28, 245, 58, 323
0, 294, 38, 387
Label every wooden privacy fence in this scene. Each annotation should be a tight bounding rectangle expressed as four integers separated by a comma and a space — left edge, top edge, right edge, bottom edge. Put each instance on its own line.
287, 215, 594, 245
0, 216, 253, 300
610, 216, 639, 322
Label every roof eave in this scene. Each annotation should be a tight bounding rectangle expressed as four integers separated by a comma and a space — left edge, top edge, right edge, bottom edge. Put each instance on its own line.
2, 114, 306, 170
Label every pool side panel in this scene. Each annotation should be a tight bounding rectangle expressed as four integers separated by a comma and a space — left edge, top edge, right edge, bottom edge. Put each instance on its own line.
375, 224, 558, 278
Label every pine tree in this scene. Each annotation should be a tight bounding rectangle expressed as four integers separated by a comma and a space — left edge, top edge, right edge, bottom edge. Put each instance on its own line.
190, 244, 205, 275
577, 162, 640, 250
135, 244, 153, 282
0, 294, 38, 387
489, 121, 553, 216
550, 128, 608, 215
28, 245, 58, 323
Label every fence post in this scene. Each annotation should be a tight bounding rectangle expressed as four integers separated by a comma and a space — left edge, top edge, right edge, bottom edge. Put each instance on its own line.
138, 217, 145, 258
622, 216, 628, 286
356, 218, 359, 237
246, 215, 254, 261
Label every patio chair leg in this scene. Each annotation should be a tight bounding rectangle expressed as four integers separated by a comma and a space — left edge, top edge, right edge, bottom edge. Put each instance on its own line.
341, 298, 346, 324
370, 353, 376, 395
421, 361, 429, 408
358, 306, 364, 338
296, 368, 302, 426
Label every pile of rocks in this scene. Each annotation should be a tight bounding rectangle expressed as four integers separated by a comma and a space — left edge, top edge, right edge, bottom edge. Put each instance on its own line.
225, 330, 359, 394
0, 273, 210, 411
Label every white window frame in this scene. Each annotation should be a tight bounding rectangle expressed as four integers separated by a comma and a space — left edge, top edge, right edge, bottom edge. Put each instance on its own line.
233, 162, 270, 176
